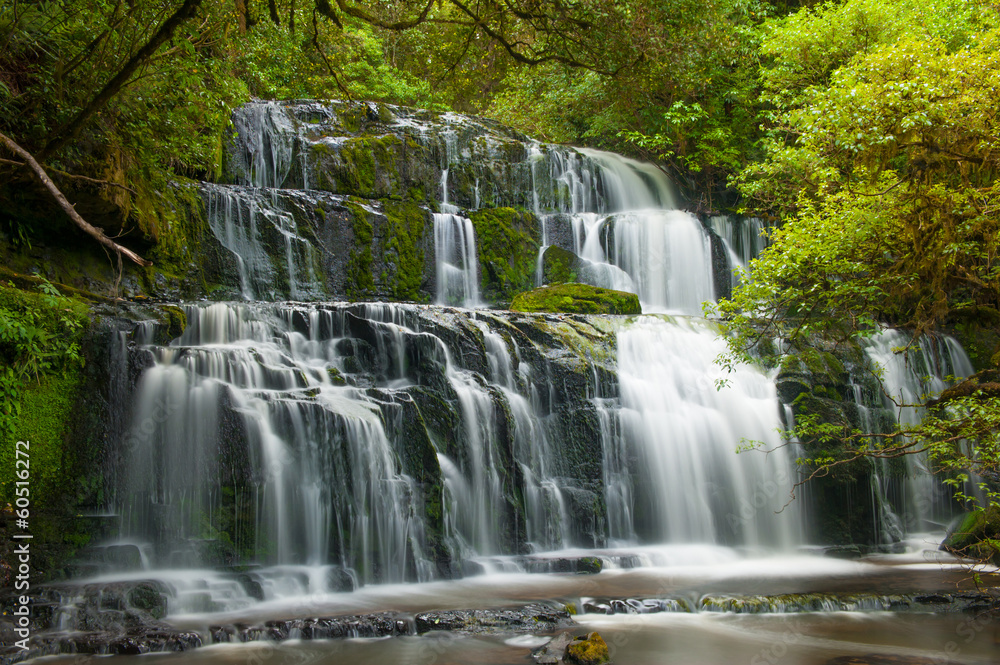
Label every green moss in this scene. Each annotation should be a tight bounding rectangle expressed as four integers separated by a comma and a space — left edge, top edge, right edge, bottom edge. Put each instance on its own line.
565, 632, 610, 665
383, 201, 428, 301
138, 179, 218, 296
952, 318, 1000, 371
160, 305, 187, 340
469, 207, 541, 303
3, 372, 82, 503
942, 506, 1000, 554
542, 245, 580, 284
511, 283, 641, 315
344, 201, 376, 299
334, 135, 403, 198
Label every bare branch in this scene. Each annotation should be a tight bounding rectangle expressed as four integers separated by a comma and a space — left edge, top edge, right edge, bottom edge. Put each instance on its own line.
0, 131, 152, 267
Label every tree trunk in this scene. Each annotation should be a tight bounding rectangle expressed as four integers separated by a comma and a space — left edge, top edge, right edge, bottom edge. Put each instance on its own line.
235, 0, 248, 32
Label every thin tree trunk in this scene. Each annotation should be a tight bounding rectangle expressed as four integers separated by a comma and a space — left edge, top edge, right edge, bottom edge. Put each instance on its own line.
235, 0, 248, 32
268, 0, 281, 25
0, 132, 152, 267
290, 0, 296, 34
38, 0, 204, 161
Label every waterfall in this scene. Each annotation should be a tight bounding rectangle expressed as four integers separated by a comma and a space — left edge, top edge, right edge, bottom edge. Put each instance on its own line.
99, 102, 815, 599
203, 185, 321, 300
230, 101, 298, 189
120, 303, 432, 583
434, 169, 482, 307
611, 316, 801, 546
707, 215, 774, 289
608, 211, 716, 313
863, 329, 975, 532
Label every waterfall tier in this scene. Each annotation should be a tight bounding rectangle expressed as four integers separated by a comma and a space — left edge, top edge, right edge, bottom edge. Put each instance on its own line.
106, 303, 802, 588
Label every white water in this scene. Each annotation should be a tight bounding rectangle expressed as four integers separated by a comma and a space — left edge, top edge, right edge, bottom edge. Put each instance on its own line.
203, 186, 321, 300
708, 215, 774, 283
80, 104, 992, 636
433, 169, 481, 307
613, 316, 802, 546
121, 303, 431, 583
863, 329, 976, 532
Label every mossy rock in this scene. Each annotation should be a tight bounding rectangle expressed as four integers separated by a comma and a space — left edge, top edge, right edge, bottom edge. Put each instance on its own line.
511, 283, 641, 315
469, 207, 541, 304
577, 556, 603, 574
542, 245, 580, 284
565, 632, 610, 665
941, 506, 1000, 558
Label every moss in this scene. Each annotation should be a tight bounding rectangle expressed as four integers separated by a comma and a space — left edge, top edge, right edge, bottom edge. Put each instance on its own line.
542, 245, 580, 284
344, 201, 376, 299
577, 556, 603, 574
942, 506, 1000, 554
565, 632, 610, 665
383, 201, 428, 301
511, 283, 641, 315
334, 135, 403, 198
4, 372, 83, 502
138, 179, 219, 297
952, 319, 1000, 371
160, 305, 187, 339
469, 207, 541, 303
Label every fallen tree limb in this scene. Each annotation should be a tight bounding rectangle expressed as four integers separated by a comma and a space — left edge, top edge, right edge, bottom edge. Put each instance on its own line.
0, 131, 152, 267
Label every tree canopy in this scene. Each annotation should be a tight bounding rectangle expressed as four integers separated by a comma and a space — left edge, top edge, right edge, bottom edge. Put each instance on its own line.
715, 0, 1000, 506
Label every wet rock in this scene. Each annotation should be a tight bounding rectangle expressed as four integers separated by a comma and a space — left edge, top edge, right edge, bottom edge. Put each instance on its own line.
576, 556, 603, 574
565, 631, 610, 665
415, 604, 572, 635
941, 507, 1000, 565
534, 631, 574, 663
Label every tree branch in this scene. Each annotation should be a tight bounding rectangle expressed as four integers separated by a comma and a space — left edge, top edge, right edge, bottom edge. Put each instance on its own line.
38, 0, 205, 161
320, 0, 436, 30
0, 132, 152, 267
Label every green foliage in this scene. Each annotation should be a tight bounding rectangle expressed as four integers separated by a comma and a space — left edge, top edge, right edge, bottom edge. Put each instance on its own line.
0, 280, 88, 503
489, 0, 774, 204
716, 0, 1000, 512
234, 14, 442, 106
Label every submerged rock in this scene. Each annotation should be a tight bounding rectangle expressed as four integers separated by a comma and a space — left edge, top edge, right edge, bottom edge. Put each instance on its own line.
511, 283, 641, 315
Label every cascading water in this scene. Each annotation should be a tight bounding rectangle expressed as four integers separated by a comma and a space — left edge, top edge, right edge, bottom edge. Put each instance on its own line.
708, 215, 775, 289
23, 100, 996, 665
120, 303, 433, 585
202, 185, 321, 300
863, 329, 976, 532
102, 104, 810, 590
611, 316, 801, 546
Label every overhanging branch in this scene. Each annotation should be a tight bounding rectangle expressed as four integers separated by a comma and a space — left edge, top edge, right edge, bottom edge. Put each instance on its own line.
0, 132, 152, 267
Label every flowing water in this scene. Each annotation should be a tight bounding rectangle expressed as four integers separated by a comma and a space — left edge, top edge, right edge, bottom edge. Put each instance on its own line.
862, 330, 978, 535
32, 102, 997, 664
